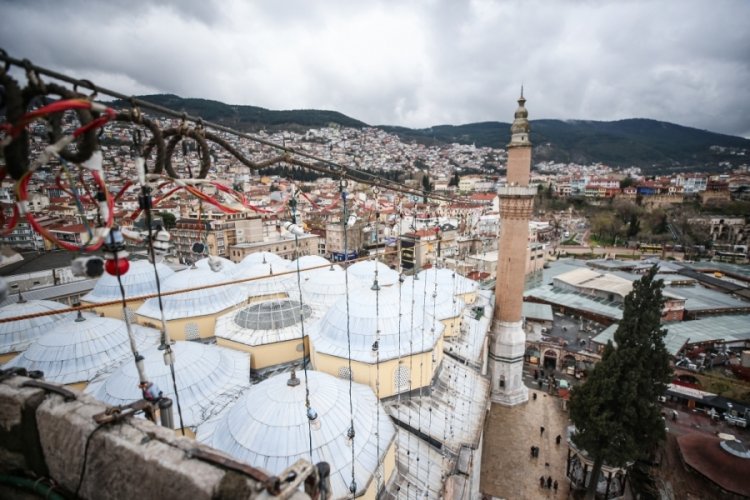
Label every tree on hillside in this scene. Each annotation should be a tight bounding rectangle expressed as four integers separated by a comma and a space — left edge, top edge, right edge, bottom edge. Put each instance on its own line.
569, 266, 671, 499
448, 172, 460, 187
159, 212, 176, 230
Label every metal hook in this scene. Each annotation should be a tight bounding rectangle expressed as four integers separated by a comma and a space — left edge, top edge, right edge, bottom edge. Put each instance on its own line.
73, 79, 98, 100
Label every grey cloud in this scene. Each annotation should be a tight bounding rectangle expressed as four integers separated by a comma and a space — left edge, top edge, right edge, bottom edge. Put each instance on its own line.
1, 0, 748, 137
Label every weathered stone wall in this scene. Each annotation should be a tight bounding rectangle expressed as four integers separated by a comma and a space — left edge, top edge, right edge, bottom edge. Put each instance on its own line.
0, 374, 312, 500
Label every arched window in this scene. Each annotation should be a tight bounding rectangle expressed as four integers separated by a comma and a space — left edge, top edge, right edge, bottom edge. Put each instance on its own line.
184, 322, 200, 341
394, 365, 410, 392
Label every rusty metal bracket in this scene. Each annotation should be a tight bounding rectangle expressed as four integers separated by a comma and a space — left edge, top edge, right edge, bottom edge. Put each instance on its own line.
92, 400, 156, 425
187, 447, 273, 488
21, 379, 77, 401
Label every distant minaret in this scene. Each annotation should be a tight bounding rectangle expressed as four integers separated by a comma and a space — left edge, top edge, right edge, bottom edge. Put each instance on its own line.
489, 89, 535, 406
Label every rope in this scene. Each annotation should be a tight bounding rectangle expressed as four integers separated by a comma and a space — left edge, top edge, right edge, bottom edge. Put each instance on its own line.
290, 191, 315, 461
340, 180, 357, 498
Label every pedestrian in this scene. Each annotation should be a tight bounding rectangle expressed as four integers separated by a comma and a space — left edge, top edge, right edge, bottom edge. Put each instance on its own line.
533, 392, 537, 401
534, 369, 539, 380
534, 446, 539, 458
546, 476, 552, 489
553, 480, 558, 492
530, 445, 535, 458
556, 434, 562, 445
672, 410, 677, 421
539, 476, 545, 488
540, 426, 545, 436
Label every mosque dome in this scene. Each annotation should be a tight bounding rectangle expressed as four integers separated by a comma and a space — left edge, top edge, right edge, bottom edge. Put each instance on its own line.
0, 299, 76, 354
86, 341, 250, 428
238, 252, 289, 269
193, 256, 237, 275
300, 266, 364, 308
235, 262, 297, 300
347, 260, 399, 286
309, 283, 443, 363
137, 267, 244, 320
402, 275, 466, 321
291, 255, 331, 272
82, 260, 174, 303
216, 298, 318, 347
4, 313, 158, 385
197, 370, 395, 499
417, 268, 478, 296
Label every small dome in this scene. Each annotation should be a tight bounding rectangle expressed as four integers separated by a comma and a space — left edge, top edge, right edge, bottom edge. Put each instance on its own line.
197, 370, 395, 499
402, 276, 466, 321
216, 298, 319, 348
4, 314, 159, 385
193, 256, 237, 275
82, 260, 174, 303
347, 260, 399, 286
238, 252, 288, 269
291, 255, 331, 271
235, 262, 296, 300
417, 268, 478, 296
300, 267, 364, 308
86, 341, 250, 428
309, 284, 443, 363
137, 267, 244, 320
0, 299, 76, 354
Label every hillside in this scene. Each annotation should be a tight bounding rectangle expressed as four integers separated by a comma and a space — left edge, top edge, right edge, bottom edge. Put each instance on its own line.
128, 94, 750, 173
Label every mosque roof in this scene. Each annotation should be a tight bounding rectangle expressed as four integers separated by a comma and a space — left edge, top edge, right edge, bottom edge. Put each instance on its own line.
309, 283, 444, 363
82, 260, 174, 303
215, 299, 319, 347
291, 255, 331, 272
197, 370, 395, 499
238, 251, 289, 269
300, 267, 365, 308
137, 267, 244, 320
4, 313, 159, 385
86, 341, 250, 428
401, 275, 466, 321
0, 299, 76, 354
235, 262, 297, 300
348, 260, 399, 286
417, 268, 479, 296
193, 256, 237, 275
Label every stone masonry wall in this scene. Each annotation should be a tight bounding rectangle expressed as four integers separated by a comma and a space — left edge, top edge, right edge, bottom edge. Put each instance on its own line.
0, 374, 312, 500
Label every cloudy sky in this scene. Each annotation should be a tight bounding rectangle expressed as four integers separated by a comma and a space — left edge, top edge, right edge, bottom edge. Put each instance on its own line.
2, 0, 749, 137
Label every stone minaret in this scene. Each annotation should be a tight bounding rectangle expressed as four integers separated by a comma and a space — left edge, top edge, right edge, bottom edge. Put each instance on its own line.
489, 90, 535, 406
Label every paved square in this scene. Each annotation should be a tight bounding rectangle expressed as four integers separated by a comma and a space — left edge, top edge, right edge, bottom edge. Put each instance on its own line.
481, 388, 571, 499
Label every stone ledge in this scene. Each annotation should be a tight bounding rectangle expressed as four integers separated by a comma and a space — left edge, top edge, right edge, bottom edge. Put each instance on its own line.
0, 375, 313, 500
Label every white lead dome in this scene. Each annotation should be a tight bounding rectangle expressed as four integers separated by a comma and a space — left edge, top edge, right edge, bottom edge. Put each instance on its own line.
309, 282, 443, 363
197, 370, 395, 499
86, 341, 250, 428
4, 313, 159, 385
82, 260, 174, 303
0, 299, 76, 354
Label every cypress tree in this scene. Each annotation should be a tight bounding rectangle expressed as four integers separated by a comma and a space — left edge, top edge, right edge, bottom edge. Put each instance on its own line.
569, 266, 671, 499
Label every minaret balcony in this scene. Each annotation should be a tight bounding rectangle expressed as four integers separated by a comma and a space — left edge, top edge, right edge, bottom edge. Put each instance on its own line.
497, 186, 537, 198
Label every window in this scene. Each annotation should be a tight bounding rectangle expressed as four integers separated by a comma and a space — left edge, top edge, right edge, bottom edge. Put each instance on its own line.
184, 322, 200, 341
338, 367, 352, 380
394, 365, 410, 391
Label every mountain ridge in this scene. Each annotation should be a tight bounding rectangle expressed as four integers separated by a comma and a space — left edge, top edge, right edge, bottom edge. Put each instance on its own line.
126, 94, 750, 173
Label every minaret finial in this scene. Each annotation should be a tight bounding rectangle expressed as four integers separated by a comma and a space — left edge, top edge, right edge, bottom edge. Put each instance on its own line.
520, 84, 524, 99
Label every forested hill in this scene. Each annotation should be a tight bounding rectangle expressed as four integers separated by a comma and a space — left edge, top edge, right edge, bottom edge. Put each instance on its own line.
125, 94, 367, 130
380, 119, 750, 172
128, 94, 749, 173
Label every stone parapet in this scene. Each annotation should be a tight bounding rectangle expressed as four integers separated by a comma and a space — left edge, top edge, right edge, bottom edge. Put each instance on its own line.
0, 373, 317, 500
